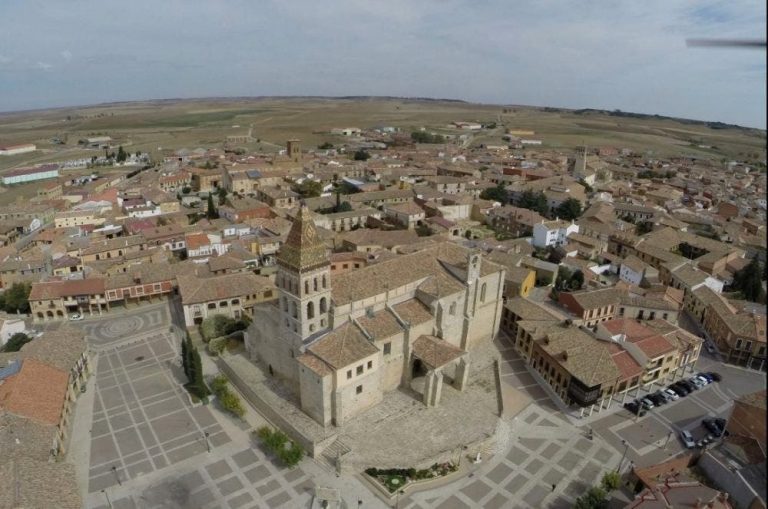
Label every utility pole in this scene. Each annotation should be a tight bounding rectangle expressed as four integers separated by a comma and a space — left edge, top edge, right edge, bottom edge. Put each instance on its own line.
101, 490, 114, 509
616, 439, 629, 473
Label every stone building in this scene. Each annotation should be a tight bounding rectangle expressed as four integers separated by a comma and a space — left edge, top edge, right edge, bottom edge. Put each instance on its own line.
246, 206, 506, 427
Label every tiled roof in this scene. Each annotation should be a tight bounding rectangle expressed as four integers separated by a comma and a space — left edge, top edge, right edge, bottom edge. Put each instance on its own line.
276, 205, 329, 272
29, 278, 106, 300
297, 353, 333, 377
504, 297, 560, 322
177, 273, 274, 304
307, 321, 379, 370
0, 358, 68, 425
18, 326, 85, 373
412, 335, 465, 370
356, 309, 404, 340
539, 324, 621, 387
391, 299, 434, 326
0, 456, 81, 509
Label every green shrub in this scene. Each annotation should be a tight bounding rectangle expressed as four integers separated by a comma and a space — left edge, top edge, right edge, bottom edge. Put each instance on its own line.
255, 427, 303, 467
208, 336, 228, 356
219, 390, 245, 418
601, 471, 621, 491
278, 442, 304, 467
211, 374, 229, 394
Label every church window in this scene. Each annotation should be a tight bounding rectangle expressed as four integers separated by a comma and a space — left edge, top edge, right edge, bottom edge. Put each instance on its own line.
356, 385, 363, 394
367, 361, 373, 370
291, 302, 298, 319
323, 275, 327, 288
314, 278, 318, 291
383, 342, 391, 355
309, 324, 315, 332
356, 365, 363, 375
319, 297, 327, 313
305, 281, 309, 295
347, 370, 352, 379
449, 302, 456, 315
480, 283, 487, 303
282, 297, 288, 312
307, 301, 315, 319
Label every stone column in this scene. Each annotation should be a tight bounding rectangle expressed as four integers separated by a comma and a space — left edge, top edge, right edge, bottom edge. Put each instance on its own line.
454, 357, 470, 391
431, 370, 444, 407
423, 371, 436, 407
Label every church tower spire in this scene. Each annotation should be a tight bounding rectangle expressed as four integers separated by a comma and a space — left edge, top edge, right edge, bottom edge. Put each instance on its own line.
276, 205, 332, 345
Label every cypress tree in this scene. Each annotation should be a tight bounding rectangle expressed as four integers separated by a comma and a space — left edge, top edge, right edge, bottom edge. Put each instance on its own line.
192, 347, 209, 397
181, 336, 189, 379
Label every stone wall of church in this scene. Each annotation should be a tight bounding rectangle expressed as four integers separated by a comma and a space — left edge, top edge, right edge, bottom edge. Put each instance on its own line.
333, 351, 383, 425
374, 331, 407, 392
245, 305, 300, 392
299, 365, 332, 426
464, 270, 506, 350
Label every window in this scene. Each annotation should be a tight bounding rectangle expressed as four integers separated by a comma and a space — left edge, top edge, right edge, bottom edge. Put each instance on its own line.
649, 311, 655, 320
322, 274, 327, 288
343, 263, 348, 269
319, 297, 327, 313
292, 301, 298, 318
356, 365, 363, 375
347, 370, 352, 379
307, 301, 314, 319
305, 281, 309, 295
367, 361, 373, 370
314, 278, 318, 291
383, 342, 391, 355
356, 385, 363, 394
231, 299, 239, 305
208, 303, 216, 309
637, 310, 644, 319
758, 346, 766, 357
480, 283, 487, 302
449, 302, 456, 315
663, 313, 668, 320
309, 324, 315, 332
263, 290, 272, 299
619, 307, 625, 316
735, 339, 743, 349
219, 301, 228, 307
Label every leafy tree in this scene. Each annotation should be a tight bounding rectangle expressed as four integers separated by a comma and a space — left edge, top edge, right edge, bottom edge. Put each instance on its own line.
480, 183, 508, 203
555, 267, 573, 290
2, 333, 32, 353
732, 258, 766, 303
415, 224, 433, 237
555, 198, 582, 221
411, 131, 445, 144
206, 194, 219, 220
353, 149, 370, 161
293, 179, 323, 198
517, 190, 549, 216
181, 186, 191, 195
601, 471, 621, 491
547, 247, 565, 264
635, 221, 654, 235
570, 270, 585, 290
318, 142, 334, 149
217, 187, 227, 205
574, 486, 608, 509
2, 282, 31, 314
116, 146, 127, 163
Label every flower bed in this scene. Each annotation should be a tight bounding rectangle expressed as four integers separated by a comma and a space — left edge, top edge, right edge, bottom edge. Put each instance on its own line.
365, 462, 458, 493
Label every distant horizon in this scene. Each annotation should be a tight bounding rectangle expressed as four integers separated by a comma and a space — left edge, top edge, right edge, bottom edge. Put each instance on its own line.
1, 2, 765, 128
0, 94, 764, 131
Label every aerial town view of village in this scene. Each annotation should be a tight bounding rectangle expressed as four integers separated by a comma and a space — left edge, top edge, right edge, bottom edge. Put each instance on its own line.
0, 97, 764, 509
0, 2, 766, 509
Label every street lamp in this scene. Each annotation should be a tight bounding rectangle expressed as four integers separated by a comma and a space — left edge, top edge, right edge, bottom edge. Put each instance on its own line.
203, 431, 211, 453
111, 465, 122, 486
101, 490, 113, 509
616, 439, 629, 473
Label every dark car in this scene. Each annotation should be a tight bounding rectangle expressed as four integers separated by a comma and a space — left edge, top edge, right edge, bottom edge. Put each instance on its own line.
706, 371, 723, 382
669, 383, 689, 396
649, 393, 666, 406
624, 401, 640, 414
679, 379, 697, 392
703, 417, 727, 437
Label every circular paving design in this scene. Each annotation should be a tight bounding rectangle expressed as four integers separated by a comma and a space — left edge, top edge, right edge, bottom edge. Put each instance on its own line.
98, 315, 145, 339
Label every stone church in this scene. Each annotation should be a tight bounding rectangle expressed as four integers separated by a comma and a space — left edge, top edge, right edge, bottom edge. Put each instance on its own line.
245, 205, 506, 427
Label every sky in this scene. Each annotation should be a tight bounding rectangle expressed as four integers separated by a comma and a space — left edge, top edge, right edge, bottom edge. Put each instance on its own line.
0, 0, 765, 128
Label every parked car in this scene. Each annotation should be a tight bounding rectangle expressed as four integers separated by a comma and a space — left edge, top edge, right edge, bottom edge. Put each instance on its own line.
703, 418, 727, 438
690, 377, 707, 389
624, 401, 640, 414
670, 383, 690, 396
706, 343, 716, 354
706, 371, 723, 382
640, 397, 655, 410
649, 393, 666, 406
679, 430, 696, 448
663, 388, 680, 401
69, 313, 83, 321
679, 379, 698, 392
694, 375, 710, 386
697, 372, 714, 383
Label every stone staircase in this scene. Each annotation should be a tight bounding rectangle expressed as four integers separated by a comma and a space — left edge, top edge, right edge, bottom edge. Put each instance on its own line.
318, 438, 351, 472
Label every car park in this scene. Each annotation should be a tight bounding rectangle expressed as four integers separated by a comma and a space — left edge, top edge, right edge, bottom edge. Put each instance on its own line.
670, 383, 689, 396
679, 430, 696, 448
663, 388, 680, 401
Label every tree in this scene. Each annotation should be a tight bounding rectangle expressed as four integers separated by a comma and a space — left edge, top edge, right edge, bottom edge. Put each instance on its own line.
411, 131, 445, 144
635, 221, 654, 235
574, 486, 608, 509
517, 190, 549, 216
181, 335, 190, 380
206, 194, 219, 220
570, 270, 585, 290
732, 258, 766, 303
555, 198, 582, 221
336, 201, 352, 213
217, 187, 227, 205
191, 346, 210, 398
2, 282, 31, 314
2, 333, 32, 353
318, 142, 334, 149
116, 145, 127, 163
293, 179, 323, 198
601, 471, 621, 491
480, 183, 508, 203
353, 150, 370, 161
181, 186, 191, 195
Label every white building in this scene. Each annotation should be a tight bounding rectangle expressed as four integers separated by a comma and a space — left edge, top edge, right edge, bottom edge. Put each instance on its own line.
532, 219, 579, 248
1, 164, 59, 185
0, 317, 27, 346
0, 143, 36, 156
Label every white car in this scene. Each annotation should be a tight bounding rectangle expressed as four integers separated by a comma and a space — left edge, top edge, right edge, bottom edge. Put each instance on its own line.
69, 313, 83, 321
663, 388, 680, 401
680, 430, 696, 449
695, 375, 710, 386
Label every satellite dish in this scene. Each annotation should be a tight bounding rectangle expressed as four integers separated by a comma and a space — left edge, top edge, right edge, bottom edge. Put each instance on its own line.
686, 39, 766, 49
